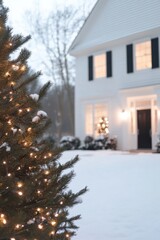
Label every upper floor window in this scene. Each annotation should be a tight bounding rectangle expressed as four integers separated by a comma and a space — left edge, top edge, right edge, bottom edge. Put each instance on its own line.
88, 51, 112, 81
126, 38, 159, 74
94, 54, 106, 79
135, 41, 152, 70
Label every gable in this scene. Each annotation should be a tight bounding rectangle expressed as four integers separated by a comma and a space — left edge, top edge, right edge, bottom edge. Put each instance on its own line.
70, 0, 160, 55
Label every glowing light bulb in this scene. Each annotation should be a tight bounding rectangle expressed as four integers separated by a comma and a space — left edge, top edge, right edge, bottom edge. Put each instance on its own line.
48, 153, 52, 157
44, 170, 49, 175
12, 64, 19, 71
3, 161, 6, 165
21, 65, 26, 71
2, 219, 7, 224
10, 81, 15, 86
66, 233, 70, 238
24, 142, 28, 146
27, 108, 31, 112
51, 220, 56, 226
60, 201, 63, 205
8, 120, 12, 125
55, 213, 59, 217
18, 191, 23, 196
8, 173, 11, 177
27, 127, 32, 132
1, 214, 4, 218
15, 224, 21, 229
38, 224, 43, 229
50, 231, 55, 235
17, 182, 23, 188
19, 109, 22, 113
5, 71, 10, 77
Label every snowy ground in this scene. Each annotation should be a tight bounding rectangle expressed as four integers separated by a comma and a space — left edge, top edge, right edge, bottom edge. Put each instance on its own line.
60, 150, 160, 240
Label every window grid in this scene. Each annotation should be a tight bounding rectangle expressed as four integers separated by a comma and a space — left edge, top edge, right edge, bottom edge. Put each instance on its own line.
135, 41, 152, 70
94, 54, 106, 79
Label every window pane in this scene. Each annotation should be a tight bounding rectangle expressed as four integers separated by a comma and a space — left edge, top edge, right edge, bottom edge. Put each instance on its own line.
85, 105, 93, 135
85, 103, 108, 137
135, 41, 151, 70
94, 54, 106, 79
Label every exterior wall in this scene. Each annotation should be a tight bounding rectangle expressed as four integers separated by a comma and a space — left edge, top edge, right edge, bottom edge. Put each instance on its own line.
72, 0, 160, 150
75, 32, 160, 150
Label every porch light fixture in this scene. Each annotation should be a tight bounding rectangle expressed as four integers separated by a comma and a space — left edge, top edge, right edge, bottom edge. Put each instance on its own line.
121, 109, 128, 120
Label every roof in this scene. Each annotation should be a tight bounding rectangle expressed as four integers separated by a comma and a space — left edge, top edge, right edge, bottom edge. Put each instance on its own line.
69, 0, 160, 56
69, 0, 100, 54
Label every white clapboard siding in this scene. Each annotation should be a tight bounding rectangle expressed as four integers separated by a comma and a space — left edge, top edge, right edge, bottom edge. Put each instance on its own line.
70, 0, 160, 55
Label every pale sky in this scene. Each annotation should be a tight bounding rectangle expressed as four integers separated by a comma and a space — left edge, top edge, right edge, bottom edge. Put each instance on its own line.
4, 0, 96, 34
3, 0, 97, 81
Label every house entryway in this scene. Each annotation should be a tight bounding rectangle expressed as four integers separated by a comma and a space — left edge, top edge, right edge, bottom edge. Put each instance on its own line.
137, 109, 152, 149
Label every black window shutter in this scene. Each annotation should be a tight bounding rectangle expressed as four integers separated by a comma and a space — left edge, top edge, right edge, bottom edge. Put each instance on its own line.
151, 38, 159, 69
126, 44, 134, 73
106, 51, 112, 77
88, 56, 93, 81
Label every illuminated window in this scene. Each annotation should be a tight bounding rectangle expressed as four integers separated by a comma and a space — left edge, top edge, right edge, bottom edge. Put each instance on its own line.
85, 103, 108, 137
135, 41, 152, 70
94, 54, 106, 79
85, 105, 94, 135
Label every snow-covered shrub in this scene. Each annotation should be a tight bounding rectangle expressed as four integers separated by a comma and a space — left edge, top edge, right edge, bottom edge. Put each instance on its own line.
81, 136, 97, 150
60, 136, 81, 150
81, 135, 117, 150
106, 137, 117, 150
94, 135, 108, 150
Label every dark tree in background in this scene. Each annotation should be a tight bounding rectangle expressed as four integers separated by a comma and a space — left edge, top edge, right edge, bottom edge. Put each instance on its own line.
0, 1, 87, 239
25, 6, 87, 140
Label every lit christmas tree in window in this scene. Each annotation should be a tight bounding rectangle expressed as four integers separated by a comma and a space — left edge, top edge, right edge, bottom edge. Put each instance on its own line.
97, 116, 109, 135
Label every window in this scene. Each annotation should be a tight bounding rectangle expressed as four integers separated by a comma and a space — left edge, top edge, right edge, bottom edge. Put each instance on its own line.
85, 105, 94, 135
94, 54, 106, 79
88, 51, 112, 80
85, 103, 108, 137
135, 41, 152, 70
126, 38, 159, 73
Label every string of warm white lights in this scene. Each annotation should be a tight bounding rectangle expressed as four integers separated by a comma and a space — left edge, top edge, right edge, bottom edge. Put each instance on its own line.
0, 2, 87, 239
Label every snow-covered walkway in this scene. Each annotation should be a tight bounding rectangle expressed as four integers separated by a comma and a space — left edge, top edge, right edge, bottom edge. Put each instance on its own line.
61, 150, 160, 240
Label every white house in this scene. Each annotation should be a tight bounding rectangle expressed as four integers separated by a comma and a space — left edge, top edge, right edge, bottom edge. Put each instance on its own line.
69, 0, 160, 151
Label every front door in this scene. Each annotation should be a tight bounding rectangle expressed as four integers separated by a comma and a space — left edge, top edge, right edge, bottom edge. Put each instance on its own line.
137, 109, 152, 149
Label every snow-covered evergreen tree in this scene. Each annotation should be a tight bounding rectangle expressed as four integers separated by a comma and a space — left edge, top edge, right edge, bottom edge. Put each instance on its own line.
0, 1, 87, 239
